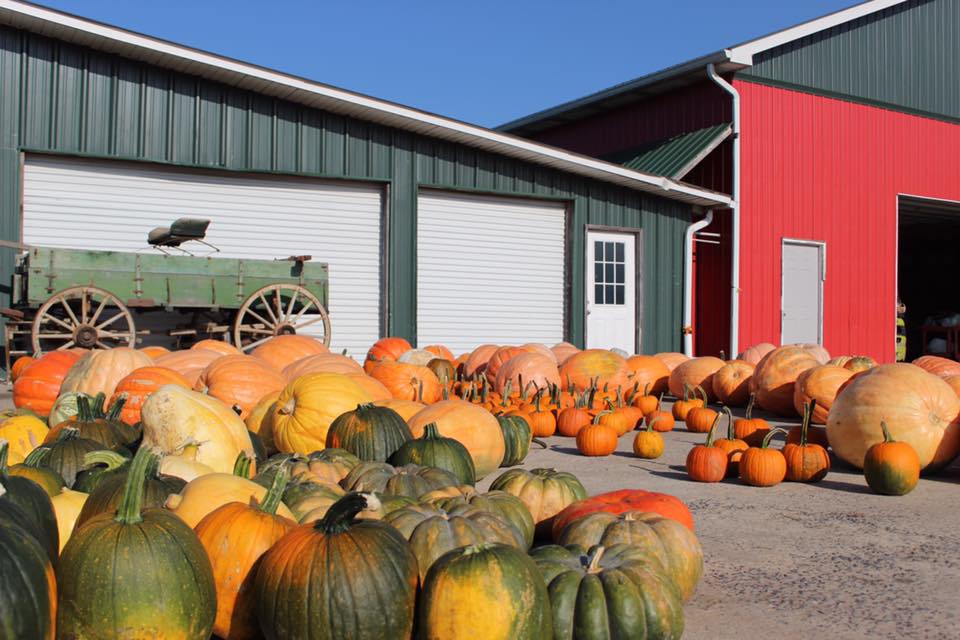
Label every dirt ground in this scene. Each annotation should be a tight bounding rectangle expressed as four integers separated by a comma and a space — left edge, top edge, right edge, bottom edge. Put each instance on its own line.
7, 387, 956, 639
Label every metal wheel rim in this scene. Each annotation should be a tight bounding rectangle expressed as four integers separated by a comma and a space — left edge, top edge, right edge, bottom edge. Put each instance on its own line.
31, 286, 136, 353
232, 284, 331, 352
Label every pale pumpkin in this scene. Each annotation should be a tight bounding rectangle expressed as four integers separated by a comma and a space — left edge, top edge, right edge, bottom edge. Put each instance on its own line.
494, 353, 560, 396
140, 385, 254, 474
653, 352, 689, 372
792, 365, 853, 424
281, 353, 362, 380
270, 373, 373, 454
750, 346, 820, 416
559, 349, 629, 392
668, 356, 725, 402
407, 399, 505, 481
194, 355, 286, 418
158, 448, 216, 482
252, 335, 328, 372
551, 342, 580, 365
59, 347, 153, 398
374, 398, 427, 422
191, 339, 240, 356
826, 363, 960, 471
154, 349, 222, 386
738, 342, 776, 366
463, 344, 499, 379
165, 472, 295, 528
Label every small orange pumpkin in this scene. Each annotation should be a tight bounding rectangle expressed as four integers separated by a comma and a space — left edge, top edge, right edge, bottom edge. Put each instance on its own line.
712, 407, 748, 477
684, 405, 718, 434
9, 355, 35, 382
645, 409, 675, 433
783, 400, 830, 483
739, 428, 788, 487
364, 336, 413, 374
733, 393, 771, 446
109, 366, 191, 424
576, 416, 618, 457
685, 415, 727, 483
672, 384, 705, 422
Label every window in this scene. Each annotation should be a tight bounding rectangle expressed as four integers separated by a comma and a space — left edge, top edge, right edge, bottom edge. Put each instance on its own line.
594, 240, 626, 305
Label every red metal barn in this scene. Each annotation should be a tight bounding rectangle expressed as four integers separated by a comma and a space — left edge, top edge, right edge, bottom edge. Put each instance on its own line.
502, 0, 960, 362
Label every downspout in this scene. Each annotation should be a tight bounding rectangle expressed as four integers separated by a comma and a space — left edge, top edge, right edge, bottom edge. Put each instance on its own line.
683, 208, 714, 356
706, 63, 741, 358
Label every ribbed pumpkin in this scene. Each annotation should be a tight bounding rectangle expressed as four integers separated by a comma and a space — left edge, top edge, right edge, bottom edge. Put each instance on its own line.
559, 349, 629, 392
289, 448, 360, 485
141, 385, 255, 474
190, 339, 240, 356
0, 413, 49, 464
713, 408, 749, 478
739, 428, 788, 487
57, 448, 216, 639
633, 418, 665, 458
408, 399, 506, 480
7, 447, 65, 497
153, 348, 221, 385
733, 393, 771, 446
325, 403, 412, 462
0, 441, 59, 565
369, 360, 442, 403
668, 356, 725, 402
532, 544, 684, 639
255, 493, 418, 639
483, 346, 530, 384
245, 390, 281, 454
551, 489, 695, 538
551, 342, 580, 365
784, 400, 830, 483
345, 373, 394, 401
251, 334, 329, 372
340, 461, 460, 499
750, 346, 820, 416
497, 414, 533, 467
364, 336, 413, 373
138, 345, 170, 359
575, 418, 618, 457
194, 355, 286, 418
34, 429, 103, 488
194, 466, 296, 640
625, 355, 670, 394
433, 490, 536, 550
0, 509, 57, 640
109, 366, 190, 424
373, 398, 426, 421
9, 355, 34, 382
59, 347, 152, 398
738, 342, 776, 366
463, 343, 500, 378
270, 372, 373, 454
384, 502, 525, 579
685, 416, 727, 483
424, 343, 455, 361
712, 360, 755, 406
684, 405, 719, 434
555, 510, 703, 602
945, 375, 960, 398
494, 353, 560, 397
792, 364, 853, 424
489, 468, 587, 538
863, 421, 921, 495
418, 543, 552, 640
13, 350, 84, 416
646, 409, 675, 432
654, 351, 689, 372
281, 352, 362, 380
76, 452, 184, 528
912, 355, 960, 379
282, 480, 345, 521
826, 363, 960, 471
44, 394, 131, 451
388, 422, 475, 484
556, 403, 593, 437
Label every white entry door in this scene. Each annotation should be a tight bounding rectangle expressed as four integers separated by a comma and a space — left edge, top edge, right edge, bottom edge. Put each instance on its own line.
781, 239, 825, 344
586, 231, 637, 353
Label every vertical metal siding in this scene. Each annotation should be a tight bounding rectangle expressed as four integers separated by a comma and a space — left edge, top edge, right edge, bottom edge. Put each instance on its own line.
741, 0, 960, 122
0, 25, 691, 354
737, 79, 960, 362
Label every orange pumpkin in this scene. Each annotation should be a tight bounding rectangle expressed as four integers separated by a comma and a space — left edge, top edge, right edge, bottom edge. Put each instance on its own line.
369, 361, 442, 403
364, 336, 413, 374
793, 343, 830, 364
792, 365, 853, 424
109, 366, 191, 424
653, 352, 689, 372
407, 399, 505, 480
668, 356, 725, 403
713, 408, 748, 477
252, 335, 328, 372
281, 353, 363, 380
557, 404, 593, 437
191, 339, 240, 357
733, 393, 771, 446
271, 372, 373, 454
559, 349, 629, 392
685, 415, 727, 483
344, 374, 393, 402
494, 353, 560, 396
739, 428, 789, 487
373, 398, 427, 422
712, 361, 754, 406
245, 390, 281, 454
750, 346, 820, 416
783, 400, 830, 483
684, 406, 718, 434
646, 410, 675, 432
154, 349, 222, 386
9, 355, 35, 382
423, 344, 455, 362
484, 346, 531, 384
59, 347, 153, 397
12, 350, 83, 416
738, 342, 776, 366
625, 355, 670, 395
631, 385, 660, 415
551, 342, 580, 365
912, 355, 960, 379
521, 343, 559, 363
671, 384, 705, 422
138, 346, 170, 360
194, 355, 286, 418
576, 420, 618, 457
944, 375, 960, 398
462, 344, 499, 379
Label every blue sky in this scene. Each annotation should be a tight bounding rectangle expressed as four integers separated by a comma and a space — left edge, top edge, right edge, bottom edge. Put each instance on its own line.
40, 0, 858, 127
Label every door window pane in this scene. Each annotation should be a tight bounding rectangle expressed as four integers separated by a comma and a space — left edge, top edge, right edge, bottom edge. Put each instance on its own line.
594, 284, 604, 304
605, 263, 615, 283
605, 242, 614, 260
605, 285, 615, 303
615, 242, 625, 262
615, 263, 625, 284
615, 285, 625, 305
594, 241, 603, 259
594, 263, 603, 283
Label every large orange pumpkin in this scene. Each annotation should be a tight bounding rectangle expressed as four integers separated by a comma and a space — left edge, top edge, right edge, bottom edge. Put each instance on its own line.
281, 353, 363, 380
792, 365, 853, 424
407, 399, 505, 480
191, 339, 240, 356
653, 352, 689, 372
668, 356, 725, 402
712, 361, 754, 406
423, 344, 455, 362
373, 398, 427, 422
369, 361, 442, 403
364, 337, 413, 374
13, 350, 83, 415
484, 346, 531, 384
559, 349, 629, 392
109, 366, 191, 425
270, 372, 373, 454
550, 488, 695, 537
750, 346, 820, 416
521, 343, 558, 363
826, 364, 960, 472
194, 355, 286, 418
494, 353, 560, 396
738, 342, 776, 366
138, 346, 169, 360
9, 355, 34, 382
345, 374, 393, 402
551, 342, 580, 365
912, 355, 960, 379
944, 375, 960, 398
793, 343, 830, 365
252, 335, 328, 372
59, 347, 153, 398
625, 355, 670, 395
462, 344, 499, 379
154, 349, 222, 386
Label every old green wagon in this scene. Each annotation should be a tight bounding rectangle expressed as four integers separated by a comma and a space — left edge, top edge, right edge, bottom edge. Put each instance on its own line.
3, 218, 330, 366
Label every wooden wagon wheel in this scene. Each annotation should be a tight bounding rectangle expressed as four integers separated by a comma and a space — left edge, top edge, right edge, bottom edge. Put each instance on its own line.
31, 286, 136, 353
232, 283, 331, 352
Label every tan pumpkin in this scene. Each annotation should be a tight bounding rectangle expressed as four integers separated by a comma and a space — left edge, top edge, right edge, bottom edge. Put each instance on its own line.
462, 344, 499, 379
559, 349, 629, 392
944, 375, 960, 398
165, 471, 294, 528
109, 366, 191, 425
270, 373, 373, 454
792, 343, 830, 365
668, 356, 725, 402
281, 353, 363, 380
484, 346, 531, 384
750, 346, 820, 416
423, 344, 455, 362
792, 365, 853, 424
194, 355, 286, 418
191, 339, 241, 356
494, 353, 560, 396
826, 363, 960, 471
551, 342, 581, 365
154, 349, 222, 386
252, 335, 329, 372
397, 349, 437, 366
345, 373, 394, 402
373, 398, 427, 422
245, 391, 281, 454
59, 347, 153, 398
521, 343, 559, 363
912, 355, 960, 379
407, 399, 505, 480
141, 385, 254, 474
653, 352, 690, 372
158, 448, 216, 482
712, 360, 754, 406
738, 342, 776, 366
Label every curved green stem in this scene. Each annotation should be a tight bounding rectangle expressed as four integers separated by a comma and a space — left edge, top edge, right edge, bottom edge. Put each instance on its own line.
105, 394, 126, 421
0, 439, 8, 474
82, 449, 129, 472
422, 423, 442, 441
722, 406, 735, 440
115, 447, 159, 525
760, 427, 788, 449
258, 463, 289, 515
745, 393, 756, 420
799, 399, 818, 446
24, 446, 51, 467
316, 492, 376, 533
705, 413, 722, 446
879, 420, 895, 443
592, 410, 612, 425
233, 452, 254, 479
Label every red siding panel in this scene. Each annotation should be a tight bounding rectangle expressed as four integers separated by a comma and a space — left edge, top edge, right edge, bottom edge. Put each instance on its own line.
737, 80, 960, 362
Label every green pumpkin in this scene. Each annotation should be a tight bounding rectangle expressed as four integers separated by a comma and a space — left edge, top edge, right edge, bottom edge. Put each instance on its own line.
388, 422, 476, 485
555, 509, 703, 602
72, 449, 131, 494
48, 391, 92, 427
282, 479, 345, 521
384, 502, 526, 579
435, 489, 535, 549
418, 543, 553, 640
325, 403, 413, 462
531, 544, 685, 639
489, 467, 588, 538
57, 446, 216, 639
255, 492, 418, 639
340, 461, 460, 498
497, 415, 532, 466
0, 440, 59, 566
7, 449, 65, 497
37, 429, 104, 488
0, 512, 56, 640
62, 394, 131, 450
75, 453, 185, 529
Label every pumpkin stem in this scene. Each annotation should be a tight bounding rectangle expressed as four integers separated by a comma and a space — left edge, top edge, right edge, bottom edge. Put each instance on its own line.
422, 423, 442, 440
745, 393, 756, 420
704, 413, 722, 446
0, 439, 8, 474
441, 386, 450, 401
722, 406, 735, 440
56, 427, 81, 442
693, 385, 707, 404
91, 392, 107, 418
681, 383, 690, 402
82, 449, 129, 473
115, 446, 159, 525
75, 394, 90, 422
233, 452, 254, 479
105, 394, 126, 421
279, 397, 296, 415
646, 415, 660, 432
719, 350, 726, 361
416, 379, 424, 403
592, 410, 612, 425
532, 437, 549, 449
316, 492, 379, 534
879, 420, 895, 443
586, 545, 606, 573
800, 399, 817, 446
258, 463, 289, 515
23, 446, 51, 468
760, 427, 788, 449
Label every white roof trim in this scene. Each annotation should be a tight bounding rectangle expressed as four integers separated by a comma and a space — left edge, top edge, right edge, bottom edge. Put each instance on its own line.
0, 0, 731, 207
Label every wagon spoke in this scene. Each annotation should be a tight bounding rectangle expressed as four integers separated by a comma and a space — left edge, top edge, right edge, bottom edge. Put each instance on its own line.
37, 333, 75, 339
292, 300, 315, 323
284, 289, 299, 319
80, 291, 89, 323
241, 334, 274, 351
89, 296, 110, 324
58, 340, 75, 350
60, 299, 81, 327
42, 314, 75, 332
258, 294, 279, 325
292, 315, 324, 330
95, 312, 126, 330
244, 309, 275, 329
274, 288, 283, 322
95, 340, 113, 349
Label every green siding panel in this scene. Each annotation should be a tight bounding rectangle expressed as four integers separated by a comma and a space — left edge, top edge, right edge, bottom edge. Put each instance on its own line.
740, 0, 960, 122
607, 124, 731, 178
0, 24, 692, 354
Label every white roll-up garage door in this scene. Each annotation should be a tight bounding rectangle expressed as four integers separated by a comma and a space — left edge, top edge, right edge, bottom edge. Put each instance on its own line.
22, 155, 383, 359
417, 190, 566, 356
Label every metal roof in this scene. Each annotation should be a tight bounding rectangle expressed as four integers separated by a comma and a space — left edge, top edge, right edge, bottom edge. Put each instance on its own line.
608, 124, 732, 180
0, 1, 732, 208
499, 0, 910, 136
